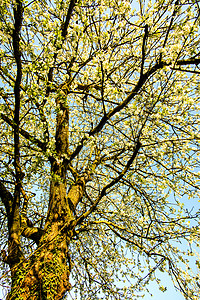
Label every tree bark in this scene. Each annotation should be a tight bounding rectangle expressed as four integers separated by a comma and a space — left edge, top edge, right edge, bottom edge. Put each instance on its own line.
7, 226, 71, 300
6, 179, 76, 299
5, 160, 85, 299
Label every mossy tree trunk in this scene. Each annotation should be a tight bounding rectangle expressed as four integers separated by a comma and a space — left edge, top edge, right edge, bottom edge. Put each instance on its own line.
7, 226, 72, 300
3, 172, 85, 299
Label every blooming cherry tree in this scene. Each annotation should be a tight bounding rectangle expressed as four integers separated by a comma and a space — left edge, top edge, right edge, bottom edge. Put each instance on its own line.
0, 0, 200, 299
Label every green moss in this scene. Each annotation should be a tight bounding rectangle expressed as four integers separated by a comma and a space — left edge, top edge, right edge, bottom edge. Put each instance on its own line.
8, 234, 71, 300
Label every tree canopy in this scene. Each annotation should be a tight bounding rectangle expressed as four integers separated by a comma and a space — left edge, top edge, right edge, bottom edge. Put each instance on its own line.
0, 0, 200, 299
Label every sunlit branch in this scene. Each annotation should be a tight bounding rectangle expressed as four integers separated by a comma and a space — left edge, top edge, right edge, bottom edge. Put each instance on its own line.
20, 212, 44, 245
86, 220, 163, 241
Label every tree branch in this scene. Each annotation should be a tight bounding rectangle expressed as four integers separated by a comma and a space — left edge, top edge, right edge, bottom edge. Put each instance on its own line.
5, 0, 25, 266
69, 57, 200, 162
0, 181, 44, 245
13, 0, 23, 207
176, 58, 200, 65
160, 0, 179, 62
61, 0, 77, 38
0, 181, 13, 229
87, 220, 163, 241
20, 213, 44, 245
1, 113, 47, 152
70, 61, 163, 162
45, 0, 77, 98
77, 140, 141, 224
140, 24, 148, 77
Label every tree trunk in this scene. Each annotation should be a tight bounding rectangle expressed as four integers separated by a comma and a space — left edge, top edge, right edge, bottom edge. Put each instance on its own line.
7, 225, 71, 300
5, 160, 85, 300
6, 174, 81, 300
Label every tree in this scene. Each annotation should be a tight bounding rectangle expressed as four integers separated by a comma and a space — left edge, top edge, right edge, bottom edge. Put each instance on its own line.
0, 0, 200, 299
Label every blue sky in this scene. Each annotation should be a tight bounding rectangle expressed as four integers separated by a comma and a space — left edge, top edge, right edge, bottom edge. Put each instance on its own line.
143, 273, 185, 300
